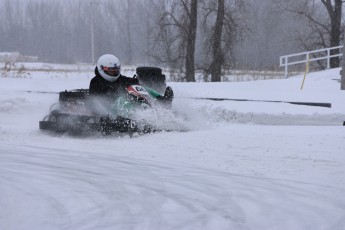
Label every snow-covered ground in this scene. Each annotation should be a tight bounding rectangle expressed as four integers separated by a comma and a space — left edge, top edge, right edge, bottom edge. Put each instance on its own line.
0, 67, 344, 230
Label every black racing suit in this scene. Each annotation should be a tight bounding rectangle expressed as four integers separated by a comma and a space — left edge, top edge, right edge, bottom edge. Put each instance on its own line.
89, 67, 139, 98
88, 67, 140, 115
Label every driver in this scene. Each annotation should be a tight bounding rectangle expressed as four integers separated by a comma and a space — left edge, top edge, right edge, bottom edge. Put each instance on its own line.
89, 54, 174, 108
89, 54, 139, 98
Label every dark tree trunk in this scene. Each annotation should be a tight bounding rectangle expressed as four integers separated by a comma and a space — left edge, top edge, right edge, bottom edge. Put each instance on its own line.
321, 0, 342, 68
210, 0, 225, 82
185, 0, 198, 82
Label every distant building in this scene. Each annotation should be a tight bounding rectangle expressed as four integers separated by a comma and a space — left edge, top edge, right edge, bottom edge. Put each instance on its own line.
0, 52, 38, 62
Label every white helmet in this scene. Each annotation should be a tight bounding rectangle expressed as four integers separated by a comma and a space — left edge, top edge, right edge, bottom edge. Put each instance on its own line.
97, 54, 121, 82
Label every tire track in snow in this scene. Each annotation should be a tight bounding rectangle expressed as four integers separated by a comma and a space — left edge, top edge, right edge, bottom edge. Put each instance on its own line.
1, 144, 344, 230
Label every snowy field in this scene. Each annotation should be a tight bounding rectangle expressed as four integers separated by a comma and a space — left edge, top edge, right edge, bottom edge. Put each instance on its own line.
0, 66, 345, 230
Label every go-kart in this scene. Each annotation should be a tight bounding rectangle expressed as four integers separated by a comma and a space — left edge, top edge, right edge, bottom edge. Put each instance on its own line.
39, 67, 174, 136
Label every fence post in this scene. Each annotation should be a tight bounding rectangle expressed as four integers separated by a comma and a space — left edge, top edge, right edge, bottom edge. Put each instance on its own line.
284, 57, 288, 78
327, 48, 330, 69
301, 54, 310, 90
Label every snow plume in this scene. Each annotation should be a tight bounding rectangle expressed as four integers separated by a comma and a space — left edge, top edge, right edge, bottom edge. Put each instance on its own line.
132, 98, 223, 132
133, 106, 192, 132
87, 96, 111, 116
195, 103, 344, 126
0, 98, 27, 112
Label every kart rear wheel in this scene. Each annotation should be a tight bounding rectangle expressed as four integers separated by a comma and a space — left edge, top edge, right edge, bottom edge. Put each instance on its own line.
136, 66, 162, 78
136, 67, 166, 94
39, 121, 54, 130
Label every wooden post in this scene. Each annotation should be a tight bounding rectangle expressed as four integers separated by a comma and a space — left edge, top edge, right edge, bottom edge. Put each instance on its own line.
301, 54, 310, 90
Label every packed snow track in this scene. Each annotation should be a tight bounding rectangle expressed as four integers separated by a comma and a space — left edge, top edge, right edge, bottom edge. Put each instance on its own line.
1, 143, 344, 230
1, 68, 345, 229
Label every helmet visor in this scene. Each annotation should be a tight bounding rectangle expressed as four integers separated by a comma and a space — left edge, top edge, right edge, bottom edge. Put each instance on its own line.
101, 65, 120, 77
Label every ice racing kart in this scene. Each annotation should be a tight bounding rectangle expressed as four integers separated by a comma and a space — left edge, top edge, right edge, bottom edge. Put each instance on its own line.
39, 67, 175, 136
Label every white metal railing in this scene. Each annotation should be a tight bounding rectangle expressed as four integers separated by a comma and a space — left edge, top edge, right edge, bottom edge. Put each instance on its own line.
279, 45, 343, 77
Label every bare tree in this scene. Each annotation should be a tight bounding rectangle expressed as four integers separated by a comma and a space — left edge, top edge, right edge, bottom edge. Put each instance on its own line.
276, 0, 343, 68
185, 0, 198, 82
200, 0, 248, 81
0, 0, 26, 54
209, 0, 225, 82
321, 0, 342, 67
150, 1, 184, 74
152, 0, 198, 82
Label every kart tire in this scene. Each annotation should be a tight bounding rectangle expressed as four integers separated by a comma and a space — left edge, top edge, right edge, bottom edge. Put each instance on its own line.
59, 89, 89, 102
39, 121, 54, 130
136, 67, 166, 94
136, 66, 162, 77
136, 67, 165, 83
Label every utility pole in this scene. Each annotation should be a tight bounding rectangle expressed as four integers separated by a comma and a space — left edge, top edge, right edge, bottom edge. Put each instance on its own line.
341, 42, 345, 90
91, 0, 95, 64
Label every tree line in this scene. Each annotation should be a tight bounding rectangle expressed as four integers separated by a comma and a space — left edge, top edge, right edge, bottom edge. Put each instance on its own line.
0, 0, 343, 81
